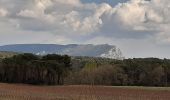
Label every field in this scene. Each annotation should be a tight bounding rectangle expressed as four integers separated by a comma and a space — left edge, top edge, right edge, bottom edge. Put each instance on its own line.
0, 51, 17, 59
0, 83, 170, 100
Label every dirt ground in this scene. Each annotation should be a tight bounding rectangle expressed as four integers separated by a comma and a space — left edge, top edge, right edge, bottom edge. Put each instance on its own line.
0, 83, 169, 100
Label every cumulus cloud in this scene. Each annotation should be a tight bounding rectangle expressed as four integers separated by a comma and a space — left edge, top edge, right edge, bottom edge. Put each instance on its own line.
89, 0, 170, 43
1, 0, 170, 44
14, 0, 84, 33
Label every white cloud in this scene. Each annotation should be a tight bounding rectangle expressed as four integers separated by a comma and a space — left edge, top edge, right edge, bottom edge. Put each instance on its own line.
1, 0, 170, 39
0, 8, 8, 17
92, 0, 170, 43
14, 0, 113, 35
18, 10, 38, 18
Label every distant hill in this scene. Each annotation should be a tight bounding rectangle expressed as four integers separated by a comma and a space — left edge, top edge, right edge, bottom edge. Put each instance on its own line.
0, 44, 124, 59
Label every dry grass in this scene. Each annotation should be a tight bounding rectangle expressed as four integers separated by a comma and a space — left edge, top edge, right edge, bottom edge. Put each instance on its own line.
0, 51, 17, 59
0, 83, 169, 100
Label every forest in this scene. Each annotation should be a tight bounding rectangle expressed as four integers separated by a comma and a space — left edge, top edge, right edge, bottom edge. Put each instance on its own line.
0, 53, 71, 85
0, 53, 170, 86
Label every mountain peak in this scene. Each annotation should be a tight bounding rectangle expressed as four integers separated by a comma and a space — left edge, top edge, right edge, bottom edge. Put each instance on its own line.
0, 44, 123, 59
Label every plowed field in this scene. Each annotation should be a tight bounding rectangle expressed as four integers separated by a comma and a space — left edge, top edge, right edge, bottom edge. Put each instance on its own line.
0, 83, 169, 100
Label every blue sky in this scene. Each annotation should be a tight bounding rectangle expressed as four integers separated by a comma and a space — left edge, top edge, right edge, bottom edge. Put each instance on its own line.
81, 0, 128, 6
0, 0, 170, 58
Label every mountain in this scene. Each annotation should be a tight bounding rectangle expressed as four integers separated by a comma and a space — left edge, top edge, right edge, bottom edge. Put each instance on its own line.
0, 44, 124, 59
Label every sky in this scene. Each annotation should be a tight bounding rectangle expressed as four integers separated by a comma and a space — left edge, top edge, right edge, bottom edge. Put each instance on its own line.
0, 0, 170, 58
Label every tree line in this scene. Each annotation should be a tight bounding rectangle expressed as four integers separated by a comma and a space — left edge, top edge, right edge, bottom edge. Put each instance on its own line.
67, 57, 170, 87
0, 54, 170, 86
